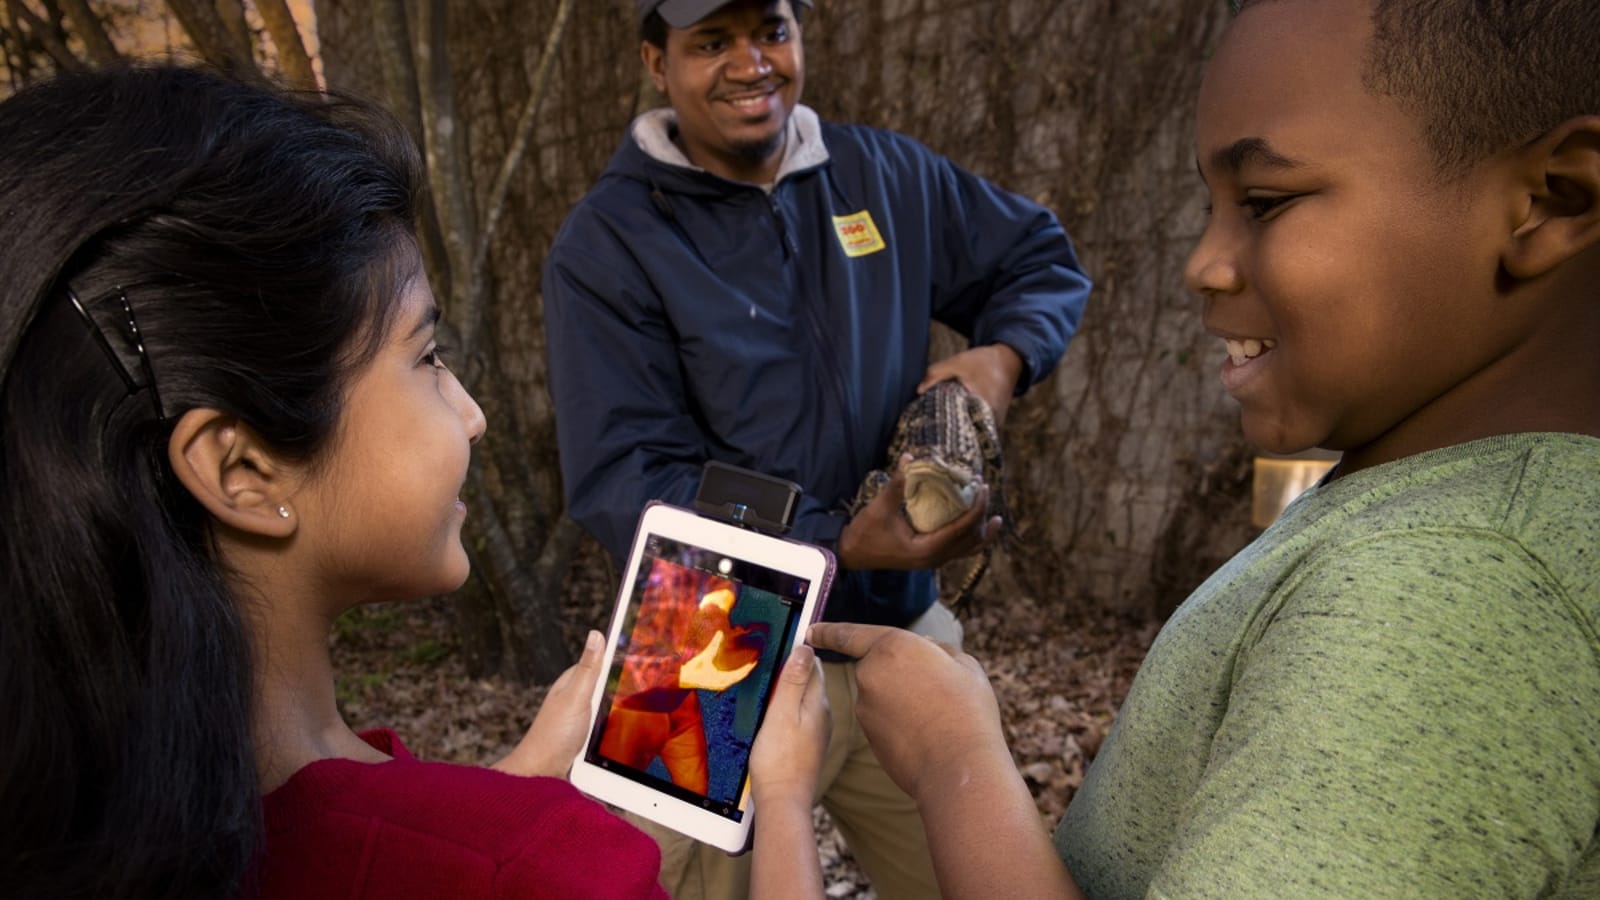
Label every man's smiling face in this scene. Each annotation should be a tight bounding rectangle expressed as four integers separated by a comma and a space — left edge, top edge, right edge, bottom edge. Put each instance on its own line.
643, 0, 804, 184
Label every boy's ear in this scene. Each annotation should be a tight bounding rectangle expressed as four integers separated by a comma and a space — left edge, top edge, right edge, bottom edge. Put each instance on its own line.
167, 408, 298, 539
1504, 115, 1600, 280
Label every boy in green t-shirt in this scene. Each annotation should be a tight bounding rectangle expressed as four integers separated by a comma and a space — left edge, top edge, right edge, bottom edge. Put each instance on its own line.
809, 1, 1600, 897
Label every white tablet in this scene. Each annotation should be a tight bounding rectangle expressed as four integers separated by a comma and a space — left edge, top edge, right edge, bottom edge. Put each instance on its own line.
570, 501, 835, 853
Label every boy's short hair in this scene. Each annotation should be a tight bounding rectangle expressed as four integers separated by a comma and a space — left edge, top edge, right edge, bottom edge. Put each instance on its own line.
1237, 0, 1600, 175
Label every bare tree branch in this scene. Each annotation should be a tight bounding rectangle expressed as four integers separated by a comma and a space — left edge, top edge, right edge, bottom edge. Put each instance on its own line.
443, 0, 582, 680
324, 0, 602, 682
164, 0, 248, 71
36, 0, 64, 29
363, 0, 562, 682
460, 465, 576, 682
0, 3, 26, 87
367, 0, 451, 299
56, 0, 118, 66
256, 0, 317, 89
412, 0, 478, 324
459, 466, 526, 675
5, 0, 84, 72
0, 24, 14, 84
370, 0, 421, 133
460, 0, 576, 354
213, 0, 251, 61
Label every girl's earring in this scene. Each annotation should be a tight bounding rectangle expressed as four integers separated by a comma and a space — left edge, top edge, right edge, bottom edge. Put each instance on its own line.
277, 506, 292, 519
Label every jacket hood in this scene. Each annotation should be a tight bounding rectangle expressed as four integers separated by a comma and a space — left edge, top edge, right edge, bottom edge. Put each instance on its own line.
600, 104, 831, 199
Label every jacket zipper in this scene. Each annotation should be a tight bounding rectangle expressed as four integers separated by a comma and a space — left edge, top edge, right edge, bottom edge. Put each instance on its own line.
769, 192, 859, 492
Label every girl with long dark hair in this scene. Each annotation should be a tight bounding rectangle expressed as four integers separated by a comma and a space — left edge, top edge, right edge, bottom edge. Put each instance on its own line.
0, 65, 827, 899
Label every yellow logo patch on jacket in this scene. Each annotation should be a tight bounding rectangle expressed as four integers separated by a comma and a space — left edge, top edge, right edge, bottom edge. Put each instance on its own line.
832, 210, 886, 257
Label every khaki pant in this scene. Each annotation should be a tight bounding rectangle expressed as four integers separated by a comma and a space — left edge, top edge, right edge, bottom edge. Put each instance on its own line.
632, 602, 963, 900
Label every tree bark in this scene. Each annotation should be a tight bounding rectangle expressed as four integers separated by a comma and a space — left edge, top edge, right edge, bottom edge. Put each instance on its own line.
462, 0, 575, 355
212, 0, 251, 62
5, 0, 84, 72
163, 0, 249, 72
255, 0, 317, 90
361, 0, 450, 305
56, 0, 118, 67
325, 0, 592, 683
410, 0, 478, 319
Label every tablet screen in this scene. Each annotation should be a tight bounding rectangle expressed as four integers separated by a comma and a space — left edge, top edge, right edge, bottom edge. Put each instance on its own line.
583, 533, 813, 822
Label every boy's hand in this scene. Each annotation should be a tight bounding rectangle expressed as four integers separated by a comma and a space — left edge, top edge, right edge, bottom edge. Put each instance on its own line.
748, 645, 829, 806
491, 629, 605, 778
805, 622, 1009, 802
919, 343, 1023, 426
837, 459, 1001, 571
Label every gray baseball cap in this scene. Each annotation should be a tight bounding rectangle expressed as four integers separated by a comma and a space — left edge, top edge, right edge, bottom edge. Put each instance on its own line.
637, 0, 812, 29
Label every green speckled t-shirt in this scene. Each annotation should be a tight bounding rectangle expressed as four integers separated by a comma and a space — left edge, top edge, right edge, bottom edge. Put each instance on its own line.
1055, 434, 1600, 899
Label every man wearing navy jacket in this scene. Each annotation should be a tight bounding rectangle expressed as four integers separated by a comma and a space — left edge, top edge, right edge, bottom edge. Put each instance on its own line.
542, 0, 1091, 896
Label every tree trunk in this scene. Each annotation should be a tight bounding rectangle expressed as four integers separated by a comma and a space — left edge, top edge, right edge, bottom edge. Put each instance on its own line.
321, 0, 605, 683
5, 0, 84, 72
56, 0, 118, 66
212, 0, 250, 62
163, 0, 250, 72
255, 0, 317, 89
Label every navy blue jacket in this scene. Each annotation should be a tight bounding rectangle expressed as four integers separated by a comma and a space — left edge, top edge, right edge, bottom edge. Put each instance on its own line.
543, 111, 1090, 627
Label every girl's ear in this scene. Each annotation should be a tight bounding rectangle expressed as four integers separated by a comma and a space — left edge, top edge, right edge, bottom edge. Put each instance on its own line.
1504, 114, 1600, 280
167, 408, 298, 538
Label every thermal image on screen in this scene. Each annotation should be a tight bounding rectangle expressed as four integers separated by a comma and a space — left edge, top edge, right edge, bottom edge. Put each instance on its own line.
588, 536, 809, 821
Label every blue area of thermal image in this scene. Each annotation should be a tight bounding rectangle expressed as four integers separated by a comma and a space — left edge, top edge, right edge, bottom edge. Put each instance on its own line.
644, 584, 794, 805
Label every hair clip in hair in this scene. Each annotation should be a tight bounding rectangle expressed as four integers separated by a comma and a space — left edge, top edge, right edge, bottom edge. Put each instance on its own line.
64, 284, 170, 421
115, 287, 168, 421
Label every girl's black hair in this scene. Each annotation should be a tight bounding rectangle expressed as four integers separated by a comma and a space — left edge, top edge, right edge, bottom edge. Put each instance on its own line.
0, 65, 421, 898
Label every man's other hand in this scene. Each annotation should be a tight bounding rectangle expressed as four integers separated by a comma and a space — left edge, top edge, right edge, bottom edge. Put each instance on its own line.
837, 457, 1000, 571
918, 343, 1023, 426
